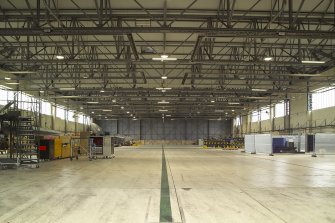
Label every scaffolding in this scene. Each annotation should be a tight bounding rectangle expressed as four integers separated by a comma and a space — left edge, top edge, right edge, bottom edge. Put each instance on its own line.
0, 90, 40, 169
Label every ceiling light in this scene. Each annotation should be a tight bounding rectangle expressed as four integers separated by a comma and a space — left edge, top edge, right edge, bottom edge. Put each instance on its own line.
251, 88, 267, 92
59, 87, 75, 91
112, 99, 116, 103
264, 57, 273, 61
4, 77, 11, 80
3, 71, 36, 74
232, 109, 235, 112
121, 106, 124, 109
166, 114, 171, 117
91, 111, 95, 114
55, 95, 80, 98
161, 76, 168, 79
130, 114, 133, 116
100, 90, 105, 93
159, 109, 168, 112
102, 109, 112, 112
6, 82, 20, 85
156, 87, 172, 90
80, 106, 84, 109
211, 100, 215, 103
152, 55, 177, 61
39, 90, 44, 93
56, 55, 64, 60
158, 100, 170, 104
126, 111, 130, 114
301, 60, 325, 64
87, 101, 99, 104
228, 102, 240, 105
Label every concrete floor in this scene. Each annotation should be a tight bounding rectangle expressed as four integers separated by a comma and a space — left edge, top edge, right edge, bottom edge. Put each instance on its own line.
1, 145, 335, 223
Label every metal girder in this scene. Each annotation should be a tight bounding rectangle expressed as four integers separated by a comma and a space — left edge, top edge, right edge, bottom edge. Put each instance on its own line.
0, 27, 334, 39
0, 58, 330, 66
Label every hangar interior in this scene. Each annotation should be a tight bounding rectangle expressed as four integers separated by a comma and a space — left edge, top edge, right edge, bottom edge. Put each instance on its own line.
0, 0, 335, 222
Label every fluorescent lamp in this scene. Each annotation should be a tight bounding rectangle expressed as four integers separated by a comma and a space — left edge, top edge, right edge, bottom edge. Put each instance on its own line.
158, 101, 170, 104
57, 95, 80, 98
5, 71, 36, 74
59, 87, 75, 91
40, 90, 44, 93
159, 109, 168, 112
6, 82, 20, 85
5, 77, 11, 80
126, 111, 130, 114
232, 109, 235, 112
56, 55, 64, 60
264, 57, 273, 61
91, 111, 95, 114
301, 60, 325, 64
87, 101, 99, 104
156, 87, 172, 90
102, 109, 112, 112
100, 90, 105, 93
251, 88, 267, 92
166, 114, 171, 117
152, 55, 177, 61
211, 100, 215, 103
228, 102, 240, 105
112, 99, 116, 103
161, 76, 168, 79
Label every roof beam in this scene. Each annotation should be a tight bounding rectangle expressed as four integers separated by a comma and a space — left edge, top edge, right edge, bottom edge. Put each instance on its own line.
0, 27, 334, 39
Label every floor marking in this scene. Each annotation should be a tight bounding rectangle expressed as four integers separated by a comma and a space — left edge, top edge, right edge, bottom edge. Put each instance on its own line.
160, 145, 172, 223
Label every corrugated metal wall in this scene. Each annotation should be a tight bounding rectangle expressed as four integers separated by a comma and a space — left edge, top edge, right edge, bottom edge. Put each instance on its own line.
96, 118, 232, 140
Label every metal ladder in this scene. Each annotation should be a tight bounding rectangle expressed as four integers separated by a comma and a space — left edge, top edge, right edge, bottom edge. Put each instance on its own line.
16, 116, 39, 167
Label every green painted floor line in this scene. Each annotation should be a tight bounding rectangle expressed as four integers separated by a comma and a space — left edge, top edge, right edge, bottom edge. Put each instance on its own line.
160, 146, 172, 223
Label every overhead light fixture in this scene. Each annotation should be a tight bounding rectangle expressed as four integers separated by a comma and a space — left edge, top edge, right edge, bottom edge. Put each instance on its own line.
166, 114, 171, 117
152, 55, 177, 61
161, 76, 168, 80
158, 100, 170, 104
156, 87, 172, 90
39, 90, 44, 93
59, 87, 75, 91
55, 95, 80, 98
121, 106, 124, 109
211, 100, 215, 103
56, 55, 64, 60
126, 111, 130, 114
102, 109, 112, 112
91, 111, 95, 114
251, 88, 267, 92
100, 90, 105, 93
83, 74, 89, 79
264, 57, 273, 61
130, 114, 133, 116
112, 99, 116, 103
80, 106, 84, 110
232, 109, 235, 112
6, 82, 20, 85
301, 60, 325, 64
4, 77, 11, 80
228, 102, 240, 105
87, 101, 99, 104
159, 109, 168, 112
3, 71, 36, 74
